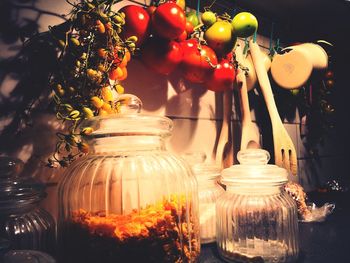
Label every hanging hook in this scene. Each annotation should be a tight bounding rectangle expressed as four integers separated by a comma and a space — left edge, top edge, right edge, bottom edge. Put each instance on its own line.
253, 30, 257, 43
196, 0, 201, 19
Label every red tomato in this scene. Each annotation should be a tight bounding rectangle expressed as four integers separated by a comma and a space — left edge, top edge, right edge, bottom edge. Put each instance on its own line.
152, 2, 186, 40
146, 5, 157, 16
205, 59, 236, 92
176, 30, 188, 42
325, 70, 334, 79
180, 39, 218, 83
141, 37, 183, 75
119, 5, 151, 46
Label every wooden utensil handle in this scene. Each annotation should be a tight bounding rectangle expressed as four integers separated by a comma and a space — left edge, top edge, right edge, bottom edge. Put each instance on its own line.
235, 45, 252, 124
249, 40, 282, 124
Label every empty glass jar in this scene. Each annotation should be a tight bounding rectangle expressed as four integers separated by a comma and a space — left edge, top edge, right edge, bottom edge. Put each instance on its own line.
0, 157, 55, 254
57, 95, 200, 263
216, 149, 299, 263
185, 153, 224, 244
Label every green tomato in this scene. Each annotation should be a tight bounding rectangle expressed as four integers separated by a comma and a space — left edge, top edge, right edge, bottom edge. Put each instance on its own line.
290, 89, 300, 96
231, 12, 258, 38
204, 20, 236, 56
201, 11, 216, 27
186, 11, 199, 27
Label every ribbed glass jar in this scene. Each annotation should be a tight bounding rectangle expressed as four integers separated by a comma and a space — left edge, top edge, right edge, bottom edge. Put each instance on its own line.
187, 153, 224, 244
57, 100, 200, 263
0, 157, 55, 254
216, 149, 299, 263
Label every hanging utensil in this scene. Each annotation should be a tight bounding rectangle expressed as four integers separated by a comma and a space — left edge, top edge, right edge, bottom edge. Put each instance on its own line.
235, 44, 260, 150
249, 39, 297, 175
216, 89, 234, 169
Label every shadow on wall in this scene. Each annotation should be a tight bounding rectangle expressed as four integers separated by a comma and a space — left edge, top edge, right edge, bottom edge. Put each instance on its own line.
122, 57, 215, 156
0, 0, 66, 162
120, 59, 169, 112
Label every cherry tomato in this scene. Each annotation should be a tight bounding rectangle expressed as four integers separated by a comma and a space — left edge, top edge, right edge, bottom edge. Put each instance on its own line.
326, 79, 335, 88
97, 48, 108, 58
325, 70, 334, 79
231, 12, 258, 38
180, 39, 218, 83
119, 67, 128, 81
176, 30, 188, 42
146, 5, 157, 16
141, 37, 183, 75
205, 59, 236, 92
152, 2, 186, 40
119, 5, 151, 46
96, 20, 105, 34
204, 20, 236, 56
109, 67, 123, 80
168, 0, 186, 10
185, 20, 194, 34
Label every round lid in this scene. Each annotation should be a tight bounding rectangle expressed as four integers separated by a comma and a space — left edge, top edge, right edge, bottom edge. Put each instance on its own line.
271, 48, 313, 89
221, 149, 288, 185
81, 94, 173, 138
182, 152, 221, 181
0, 157, 45, 208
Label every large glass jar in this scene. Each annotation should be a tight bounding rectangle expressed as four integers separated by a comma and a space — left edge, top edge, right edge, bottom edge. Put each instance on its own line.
57, 97, 200, 263
185, 153, 224, 244
216, 149, 299, 263
0, 157, 55, 254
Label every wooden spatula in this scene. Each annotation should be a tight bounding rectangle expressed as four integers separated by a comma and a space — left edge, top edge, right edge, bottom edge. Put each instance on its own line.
249, 39, 298, 175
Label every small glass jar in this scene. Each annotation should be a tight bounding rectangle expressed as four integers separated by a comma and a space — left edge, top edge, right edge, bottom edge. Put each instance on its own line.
4, 250, 56, 263
0, 157, 55, 254
216, 149, 299, 263
185, 153, 224, 244
57, 95, 200, 263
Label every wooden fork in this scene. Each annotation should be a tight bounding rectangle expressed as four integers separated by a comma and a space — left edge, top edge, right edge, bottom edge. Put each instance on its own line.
235, 44, 261, 150
249, 39, 298, 175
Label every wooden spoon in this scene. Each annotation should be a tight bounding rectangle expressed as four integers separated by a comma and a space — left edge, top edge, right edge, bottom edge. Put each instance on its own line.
216, 89, 234, 169
235, 44, 260, 150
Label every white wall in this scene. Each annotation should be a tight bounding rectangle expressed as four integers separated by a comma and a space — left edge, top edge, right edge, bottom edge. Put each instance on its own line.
0, 0, 345, 219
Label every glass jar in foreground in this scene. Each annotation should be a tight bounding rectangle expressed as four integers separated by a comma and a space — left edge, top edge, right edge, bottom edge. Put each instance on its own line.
57, 95, 200, 263
184, 153, 224, 244
216, 149, 299, 263
0, 157, 55, 254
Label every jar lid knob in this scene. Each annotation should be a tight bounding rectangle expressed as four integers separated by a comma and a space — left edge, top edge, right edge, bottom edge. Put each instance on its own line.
0, 156, 24, 178
116, 94, 142, 114
237, 149, 270, 165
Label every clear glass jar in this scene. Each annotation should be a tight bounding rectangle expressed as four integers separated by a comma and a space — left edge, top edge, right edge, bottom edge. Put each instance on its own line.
185, 153, 224, 244
216, 149, 299, 263
0, 157, 56, 254
57, 96, 200, 263
4, 250, 56, 263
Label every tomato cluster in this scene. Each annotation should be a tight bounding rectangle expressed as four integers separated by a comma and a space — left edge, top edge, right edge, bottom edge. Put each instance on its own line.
119, 3, 259, 92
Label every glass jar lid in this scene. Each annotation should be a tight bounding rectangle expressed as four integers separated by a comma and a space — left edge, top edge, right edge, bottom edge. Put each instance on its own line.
183, 152, 221, 181
82, 94, 173, 138
0, 157, 45, 209
221, 149, 288, 185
